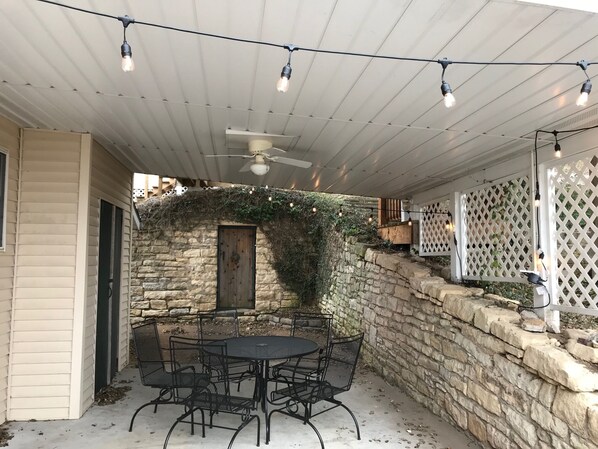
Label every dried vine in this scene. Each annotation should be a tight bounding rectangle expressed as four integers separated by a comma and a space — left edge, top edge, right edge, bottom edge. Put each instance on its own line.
136, 187, 380, 303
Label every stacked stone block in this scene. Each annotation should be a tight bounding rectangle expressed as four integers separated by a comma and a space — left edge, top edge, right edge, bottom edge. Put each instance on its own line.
319, 241, 598, 449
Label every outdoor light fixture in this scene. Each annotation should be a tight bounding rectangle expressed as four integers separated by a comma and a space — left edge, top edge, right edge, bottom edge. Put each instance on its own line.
249, 162, 270, 176
276, 45, 298, 93
118, 15, 135, 72
521, 270, 546, 286
553, 131, 562, 158
576, 60, 592, 106
439, 58, 456, 108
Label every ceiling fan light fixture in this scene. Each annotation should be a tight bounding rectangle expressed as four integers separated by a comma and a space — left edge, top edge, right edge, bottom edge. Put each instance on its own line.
250, 162, 270, 176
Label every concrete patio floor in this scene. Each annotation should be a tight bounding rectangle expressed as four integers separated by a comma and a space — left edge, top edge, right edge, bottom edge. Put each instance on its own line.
5, 366, 481, 449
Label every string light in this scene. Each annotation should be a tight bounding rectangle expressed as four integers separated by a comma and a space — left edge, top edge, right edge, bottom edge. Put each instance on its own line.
439, 58, 456, 108
408, 213, 413, 226
553, 131, 561, 158
576, 60, 592, 107
268, 195, 272, 202
276, 45, 297, 93
338, 207, 343, 217
289, 202, 294, 208
312, 206, 317, 213
118, 15, 135, 72
33, 2, 596, 106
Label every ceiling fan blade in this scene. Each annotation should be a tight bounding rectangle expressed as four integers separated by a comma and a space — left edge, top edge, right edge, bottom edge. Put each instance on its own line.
262, 146, 287, 156
268, 156, 312, 168
205, 154, 253, 159
239, 160, 254, 172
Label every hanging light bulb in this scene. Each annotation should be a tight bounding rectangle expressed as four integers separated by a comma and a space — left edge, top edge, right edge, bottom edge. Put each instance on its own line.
534, 191, 541, 208
441, 82, 456, 108
338, 207, 343, 217
439, 58, 456, 108
289, 202, 294, 208
268, 195, 272, 202
118, 16, 135, 72
577, 80, 592, 106
368, 214, 373, 223
312, 206, 317, 213
276, 45, 297, 93
408, 213, 413, 226
576, 60, 592, 106
554, 142, 561, 158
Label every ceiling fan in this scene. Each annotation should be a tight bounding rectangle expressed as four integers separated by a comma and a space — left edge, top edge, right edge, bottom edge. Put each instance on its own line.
207, 131, 312, 175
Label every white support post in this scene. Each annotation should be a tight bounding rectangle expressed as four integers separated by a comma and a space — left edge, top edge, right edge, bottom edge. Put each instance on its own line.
450, 191, 463, 283
537, 161, 560, 332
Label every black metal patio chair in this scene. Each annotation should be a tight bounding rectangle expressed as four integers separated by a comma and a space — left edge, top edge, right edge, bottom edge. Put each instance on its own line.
198, 310, 256, 388
266, 332, 364, 449
128, 320, 175, 431
163, 336, 260, 449
271, 312, 333, 381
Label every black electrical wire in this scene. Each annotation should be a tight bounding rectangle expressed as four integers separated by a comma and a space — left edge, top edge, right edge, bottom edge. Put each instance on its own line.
518, 288, 551, 311
35, 0, 596, 69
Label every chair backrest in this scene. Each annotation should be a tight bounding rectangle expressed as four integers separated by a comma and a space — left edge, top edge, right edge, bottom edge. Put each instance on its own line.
169, 336, 228, 400
321, 333, 364, 393
291, 312, 333, 350
131, 320, 167, 386
197, 310, 240, 343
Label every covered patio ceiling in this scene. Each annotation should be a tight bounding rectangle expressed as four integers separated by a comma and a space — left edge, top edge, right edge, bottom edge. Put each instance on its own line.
1, 0, 598, 198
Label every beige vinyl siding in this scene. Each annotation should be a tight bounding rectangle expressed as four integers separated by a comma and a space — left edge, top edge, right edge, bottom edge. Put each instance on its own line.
0, 115, 19, 423
80, 140, 132, 413
9, 129, 81, 421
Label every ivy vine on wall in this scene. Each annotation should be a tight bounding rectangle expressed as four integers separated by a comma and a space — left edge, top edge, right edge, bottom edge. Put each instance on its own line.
136, 187, 380, 303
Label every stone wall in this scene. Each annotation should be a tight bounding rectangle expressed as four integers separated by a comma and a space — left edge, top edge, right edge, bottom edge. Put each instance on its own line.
319, 240, 598, 449
131, 219, 299, 323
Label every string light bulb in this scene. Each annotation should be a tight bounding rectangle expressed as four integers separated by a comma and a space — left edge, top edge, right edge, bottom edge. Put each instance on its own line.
576, 60, 592, 107
118, 15, 135, 72
289, 202, 294, 208
276, 45, 297, 93
553, 131, 561, 158
338, 207, 343, 217
439, 58, 456, 108
408, 213, 413, 226
312, 206, 317, 213
268, 195, 272, 202
534, 191, 541, 208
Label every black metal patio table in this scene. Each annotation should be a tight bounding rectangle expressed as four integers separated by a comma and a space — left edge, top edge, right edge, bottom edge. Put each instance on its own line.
208, 335, 319, 414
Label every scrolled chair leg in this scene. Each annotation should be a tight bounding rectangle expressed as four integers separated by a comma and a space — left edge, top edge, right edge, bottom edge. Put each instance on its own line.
227, 414, 260, 449
327, 399, 360, 440
129, 388, 173, 431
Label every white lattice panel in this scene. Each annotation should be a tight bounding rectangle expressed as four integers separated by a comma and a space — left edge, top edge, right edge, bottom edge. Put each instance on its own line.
419, 199, 451, 256
549, 154, 598, 315
462, 176, 532, 281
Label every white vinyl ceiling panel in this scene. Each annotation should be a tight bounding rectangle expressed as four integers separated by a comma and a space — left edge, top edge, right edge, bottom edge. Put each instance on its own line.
1, 0, 598, 198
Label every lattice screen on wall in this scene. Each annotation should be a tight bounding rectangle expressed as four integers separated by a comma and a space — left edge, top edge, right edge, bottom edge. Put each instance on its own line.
462, 176, 532, 281
549, 154, 598, 315
419, 199, 451, 256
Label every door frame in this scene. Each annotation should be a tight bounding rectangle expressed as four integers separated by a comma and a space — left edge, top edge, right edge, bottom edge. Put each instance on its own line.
216, 225, 257, 310
95, 200, 123, 393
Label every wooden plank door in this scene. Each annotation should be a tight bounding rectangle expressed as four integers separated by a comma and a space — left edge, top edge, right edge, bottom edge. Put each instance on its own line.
217, 226, 256, 309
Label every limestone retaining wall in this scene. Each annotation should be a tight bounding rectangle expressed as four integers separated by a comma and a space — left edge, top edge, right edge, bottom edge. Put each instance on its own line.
131, 220, 299, 323
320, 241, 598, 449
